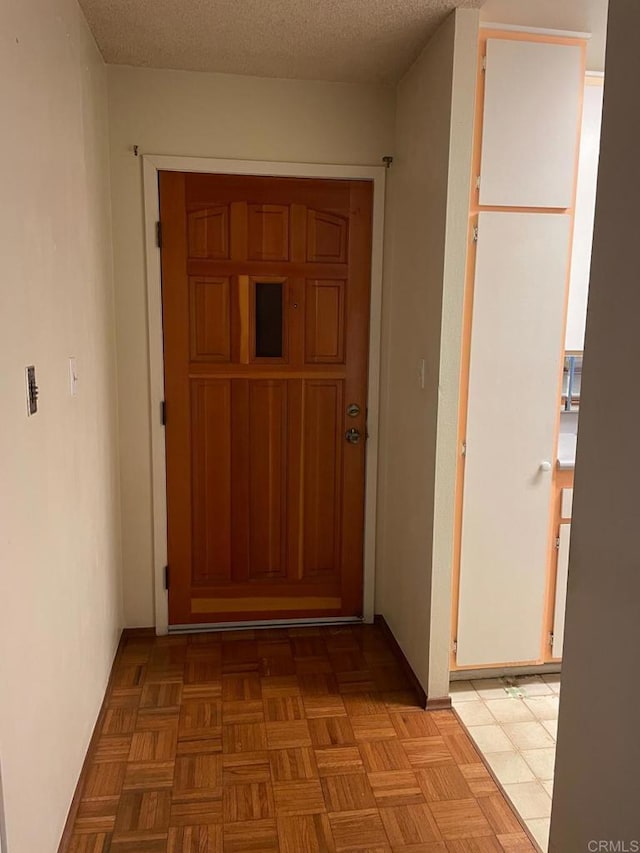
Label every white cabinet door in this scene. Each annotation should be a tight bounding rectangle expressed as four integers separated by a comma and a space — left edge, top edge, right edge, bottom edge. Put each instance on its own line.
479, 39, 583, 208
552, 524, 571, 658
457, 211, 571, 666
566, 81, 604, 351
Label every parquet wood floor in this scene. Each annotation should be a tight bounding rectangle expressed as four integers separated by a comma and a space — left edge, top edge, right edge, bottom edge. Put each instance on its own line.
65, 624, 535, 852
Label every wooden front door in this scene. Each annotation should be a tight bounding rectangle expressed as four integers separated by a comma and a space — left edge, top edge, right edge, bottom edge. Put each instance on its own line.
160, 172, 373, 625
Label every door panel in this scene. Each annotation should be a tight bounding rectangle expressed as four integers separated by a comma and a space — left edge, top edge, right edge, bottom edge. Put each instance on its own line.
187, 205, 230, 259
457, 211, 571, 666
189, 277, 231, 362
302, 380, 343, 579
479, 39, 583, 208
247, 204, 290, 261
307, 209, 348, 263
247, 380, 288, 580
305, 280, 346, 363
160, 173, 373, 625
191, 380, 232, 583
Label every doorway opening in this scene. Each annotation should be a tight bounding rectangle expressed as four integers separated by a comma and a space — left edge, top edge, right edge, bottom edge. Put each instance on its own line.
449, 28, 604, 851
142, 159, 386, 635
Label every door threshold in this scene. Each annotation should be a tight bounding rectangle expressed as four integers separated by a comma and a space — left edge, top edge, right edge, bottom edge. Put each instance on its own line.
169, 616, 364, 633
451, 662, 561, 681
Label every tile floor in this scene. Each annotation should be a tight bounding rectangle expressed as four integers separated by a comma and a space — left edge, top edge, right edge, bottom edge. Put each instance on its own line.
450, 674, 561, 852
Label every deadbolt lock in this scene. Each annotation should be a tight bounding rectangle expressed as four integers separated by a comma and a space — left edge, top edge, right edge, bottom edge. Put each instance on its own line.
345, 428, 361, 445
346, 403, 361, 418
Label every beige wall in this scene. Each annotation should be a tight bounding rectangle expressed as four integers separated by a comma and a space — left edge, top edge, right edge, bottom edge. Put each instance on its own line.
107, 65, 396, 626
0, 1, 122, 851
428, 9, 478, 699
376, 9, 478, 695
550, 0, 640, 846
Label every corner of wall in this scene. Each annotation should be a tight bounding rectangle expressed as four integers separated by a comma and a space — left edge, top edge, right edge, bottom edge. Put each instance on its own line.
427, 4, 479, 701
375, 7, 477, 697
102, 56, 127, 642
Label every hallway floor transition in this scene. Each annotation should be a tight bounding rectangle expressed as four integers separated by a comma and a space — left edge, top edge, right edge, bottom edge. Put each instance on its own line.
451, 675, 560, 852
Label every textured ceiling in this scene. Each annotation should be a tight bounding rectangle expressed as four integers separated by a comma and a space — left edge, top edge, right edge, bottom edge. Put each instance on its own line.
78, 0, 483, 84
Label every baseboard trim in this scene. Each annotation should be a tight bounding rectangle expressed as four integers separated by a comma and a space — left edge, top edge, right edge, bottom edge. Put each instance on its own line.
170, 616, 362, 632
121, 626, 156, 638
57, 629, 129, 852
373, 614, 428, 709
426, 696, 453, 711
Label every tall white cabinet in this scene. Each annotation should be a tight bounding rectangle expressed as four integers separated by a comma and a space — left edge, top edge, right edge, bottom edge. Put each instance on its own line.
457, 212, 571, 666
455, 33, 586, 668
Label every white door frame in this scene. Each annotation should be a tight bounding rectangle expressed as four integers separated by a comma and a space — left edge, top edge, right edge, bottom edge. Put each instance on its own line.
142, 154, 386, 635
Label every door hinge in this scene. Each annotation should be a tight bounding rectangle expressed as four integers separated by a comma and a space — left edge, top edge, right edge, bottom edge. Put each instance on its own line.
475, 175, 481, 190
482, 55, 487, 71
461, 441, 467, 457
548, 631, 554, 647
164, 565, 170, 590
452, 639, 458, 653
161, 400, 167, 426
472, 225, 479, 243
156, 220, 163, 249
555, 536, 560, 550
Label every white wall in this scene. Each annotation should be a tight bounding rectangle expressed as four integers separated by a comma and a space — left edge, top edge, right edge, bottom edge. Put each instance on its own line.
376, 8, 478, 696
566, 79, 604, 352
107, 65, 396, 627
0, 1, 122, 850
550, 0, 640, 846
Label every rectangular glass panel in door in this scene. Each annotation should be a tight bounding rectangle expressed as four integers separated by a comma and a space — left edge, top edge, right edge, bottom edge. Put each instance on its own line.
255, 281, 284, 358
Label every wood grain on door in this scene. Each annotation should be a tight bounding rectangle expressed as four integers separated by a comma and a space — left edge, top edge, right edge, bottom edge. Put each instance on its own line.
160, 173, 373, 625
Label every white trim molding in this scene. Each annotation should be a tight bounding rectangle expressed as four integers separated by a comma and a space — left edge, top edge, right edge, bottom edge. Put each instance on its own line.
142, 154, 386, 635
481, 22, 592, 40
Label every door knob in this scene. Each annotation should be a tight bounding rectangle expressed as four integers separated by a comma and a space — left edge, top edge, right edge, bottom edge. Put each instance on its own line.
345, 428, 361, 445
539, 461, 552, 472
